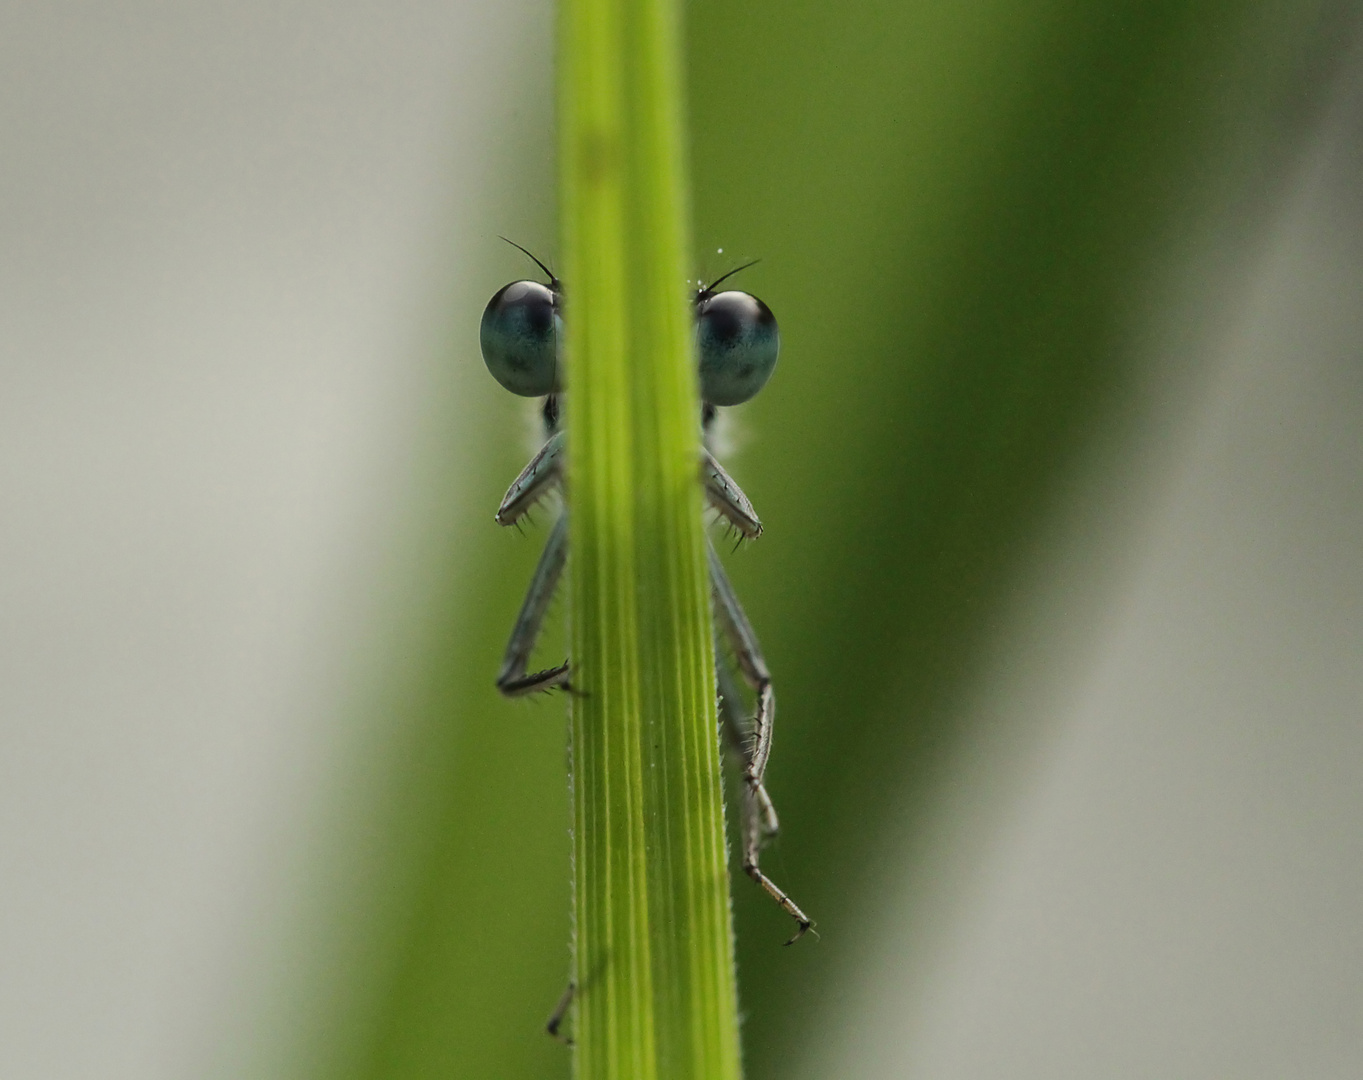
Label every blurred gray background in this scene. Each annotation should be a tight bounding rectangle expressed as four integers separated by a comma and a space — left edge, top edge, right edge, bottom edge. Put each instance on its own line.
0, 3, 1358, 1078
802, 60, 1363, 1076
0, 3, 552, 1074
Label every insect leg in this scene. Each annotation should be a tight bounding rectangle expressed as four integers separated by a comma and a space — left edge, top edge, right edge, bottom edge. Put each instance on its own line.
496, 431, 565, 527
709, 541, 813, 944
702, 449, 762, 539
545, 980, 575, 1044
716, 649, 779, 838
497, 513, 571, 696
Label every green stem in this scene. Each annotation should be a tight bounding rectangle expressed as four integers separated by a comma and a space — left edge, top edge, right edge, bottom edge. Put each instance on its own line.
559, 0, 742, 1077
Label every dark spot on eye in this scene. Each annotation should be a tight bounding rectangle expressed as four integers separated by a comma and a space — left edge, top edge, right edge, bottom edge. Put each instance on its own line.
707, 305, 743, 344
524, 298, 553, 336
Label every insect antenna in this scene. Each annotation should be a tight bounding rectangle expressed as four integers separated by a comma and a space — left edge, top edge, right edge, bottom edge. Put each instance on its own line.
698, 258, 760, 298
499, 236, 560, 289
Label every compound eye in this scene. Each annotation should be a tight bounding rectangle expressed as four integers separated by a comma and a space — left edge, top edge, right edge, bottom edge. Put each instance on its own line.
480, 280, 561, 397
696, 290, 779, 406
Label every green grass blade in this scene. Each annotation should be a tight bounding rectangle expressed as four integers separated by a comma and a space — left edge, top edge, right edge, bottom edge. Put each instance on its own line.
559, 0, 742, 1076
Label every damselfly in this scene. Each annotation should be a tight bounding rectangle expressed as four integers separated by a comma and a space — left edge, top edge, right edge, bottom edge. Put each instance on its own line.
479, 240, 812, 947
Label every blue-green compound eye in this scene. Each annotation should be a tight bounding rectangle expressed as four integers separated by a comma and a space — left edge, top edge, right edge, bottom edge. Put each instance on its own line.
696, 290, 779, 406
480, 279, 561, 397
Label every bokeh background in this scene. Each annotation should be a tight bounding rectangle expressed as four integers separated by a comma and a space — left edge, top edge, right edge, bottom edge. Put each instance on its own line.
2, 2, 1360, 1078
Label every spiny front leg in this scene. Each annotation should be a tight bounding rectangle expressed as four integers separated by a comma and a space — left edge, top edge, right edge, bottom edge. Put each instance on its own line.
710, 541, 814, 944
500, 434, 755, 540
496, 431, 564, 527
702, 448, 762, 539
497, 513, 570, 696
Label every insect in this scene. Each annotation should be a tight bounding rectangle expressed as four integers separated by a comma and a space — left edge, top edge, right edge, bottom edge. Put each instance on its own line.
480, 240, 813, 948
